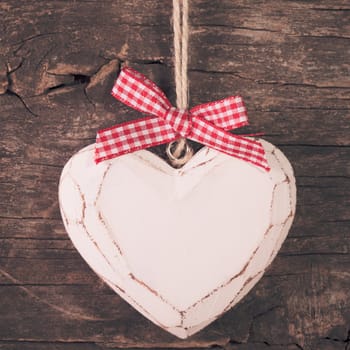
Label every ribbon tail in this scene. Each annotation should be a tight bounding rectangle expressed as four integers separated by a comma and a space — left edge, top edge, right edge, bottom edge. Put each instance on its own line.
95, 116, 177, 163
190, 96, 249, 131
189, 117, 270, 171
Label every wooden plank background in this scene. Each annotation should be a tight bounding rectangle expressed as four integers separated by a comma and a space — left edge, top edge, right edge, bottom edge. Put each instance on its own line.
0, 1, 349, 349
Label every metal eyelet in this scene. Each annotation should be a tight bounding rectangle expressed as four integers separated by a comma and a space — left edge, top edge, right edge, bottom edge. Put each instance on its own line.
166, 138, 193, 168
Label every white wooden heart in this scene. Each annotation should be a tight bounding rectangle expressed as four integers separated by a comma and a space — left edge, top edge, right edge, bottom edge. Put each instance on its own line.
59, 139, 296, 338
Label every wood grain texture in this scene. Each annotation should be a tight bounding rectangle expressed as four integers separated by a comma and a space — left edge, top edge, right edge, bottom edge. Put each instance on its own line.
0, 1, 349, 349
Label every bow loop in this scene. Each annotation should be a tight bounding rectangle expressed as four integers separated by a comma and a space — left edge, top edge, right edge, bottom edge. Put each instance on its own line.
96, 67, 270, 172
163, 108, 192, 137
111, 67, 171, 117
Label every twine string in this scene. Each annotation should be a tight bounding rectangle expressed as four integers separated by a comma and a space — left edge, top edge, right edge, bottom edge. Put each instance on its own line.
168, 0, 193, 166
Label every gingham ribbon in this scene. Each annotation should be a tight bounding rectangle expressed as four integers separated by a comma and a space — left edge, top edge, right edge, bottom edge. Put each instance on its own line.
95, 67, 270, 171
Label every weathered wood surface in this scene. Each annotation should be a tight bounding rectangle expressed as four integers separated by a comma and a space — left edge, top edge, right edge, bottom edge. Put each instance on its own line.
0, 1, 349, 349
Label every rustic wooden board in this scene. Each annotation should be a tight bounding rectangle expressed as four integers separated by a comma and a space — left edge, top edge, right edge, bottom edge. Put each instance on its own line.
0, 1, 349, 349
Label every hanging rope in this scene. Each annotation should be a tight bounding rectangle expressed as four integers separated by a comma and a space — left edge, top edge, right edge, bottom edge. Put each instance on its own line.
166, 0, 193, 167
173, 0, 189, 109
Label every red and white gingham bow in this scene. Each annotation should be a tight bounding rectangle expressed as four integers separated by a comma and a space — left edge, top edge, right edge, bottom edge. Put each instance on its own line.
95, 67, 270, 171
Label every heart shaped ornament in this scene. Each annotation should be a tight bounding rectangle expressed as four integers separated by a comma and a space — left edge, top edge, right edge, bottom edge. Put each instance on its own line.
59, 139, 295, 338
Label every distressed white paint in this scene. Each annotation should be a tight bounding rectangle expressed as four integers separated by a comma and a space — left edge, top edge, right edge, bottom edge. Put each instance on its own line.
59, 140, 296, 338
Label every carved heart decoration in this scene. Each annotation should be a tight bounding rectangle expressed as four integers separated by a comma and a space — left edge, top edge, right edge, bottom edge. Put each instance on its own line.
58, 139, 296, 338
